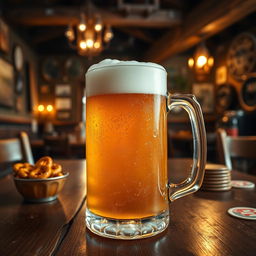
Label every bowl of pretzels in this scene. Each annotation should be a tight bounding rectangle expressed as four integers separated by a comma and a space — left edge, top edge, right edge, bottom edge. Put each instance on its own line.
13, 156, 69, 203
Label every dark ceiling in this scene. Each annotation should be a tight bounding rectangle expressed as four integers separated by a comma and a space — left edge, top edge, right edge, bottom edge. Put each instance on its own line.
1, 0, 255, 61
1, 0, 202, 58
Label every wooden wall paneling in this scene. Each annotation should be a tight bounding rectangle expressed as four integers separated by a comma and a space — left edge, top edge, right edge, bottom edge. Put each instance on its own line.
0, 17, 38, 124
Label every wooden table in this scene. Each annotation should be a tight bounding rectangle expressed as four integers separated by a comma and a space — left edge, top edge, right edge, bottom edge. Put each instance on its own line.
0, 159, 256, 256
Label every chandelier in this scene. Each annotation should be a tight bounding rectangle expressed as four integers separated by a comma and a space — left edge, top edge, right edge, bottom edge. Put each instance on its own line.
65, 5, 113, 57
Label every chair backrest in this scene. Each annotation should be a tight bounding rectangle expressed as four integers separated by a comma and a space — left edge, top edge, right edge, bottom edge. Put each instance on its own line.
216, 128, 256, 169
0, 131, 34, 164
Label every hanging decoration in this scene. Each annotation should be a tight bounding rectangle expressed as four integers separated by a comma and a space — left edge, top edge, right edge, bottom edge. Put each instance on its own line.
65, 2, 113, 57
188, 42, 214, 77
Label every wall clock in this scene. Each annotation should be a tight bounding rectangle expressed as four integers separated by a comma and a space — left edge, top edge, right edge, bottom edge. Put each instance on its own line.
216, 84, 238, 112
240, 74, 256, 111
13, 45, 24, 71
227, 33, 256, 80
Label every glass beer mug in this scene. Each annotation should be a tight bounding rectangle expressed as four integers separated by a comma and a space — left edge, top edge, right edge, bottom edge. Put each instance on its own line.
85, 59, 206, 239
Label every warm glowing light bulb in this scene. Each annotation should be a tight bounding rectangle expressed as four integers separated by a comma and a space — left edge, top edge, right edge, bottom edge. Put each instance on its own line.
196, 55, 207, 68
78, 23, 86, 31
65, 26, 75, 41
38, 105, 44, 112
86, 39, 94, 48
95, 23, 102, 32
188, 58, 194, 68
104, 26, 113, 42
65, 30, 72, 38
79, 40, 87, 49
106, 32, 113, 40
94, 41, 101, 49
46, 105, 53, 112
208, 57, 214, 67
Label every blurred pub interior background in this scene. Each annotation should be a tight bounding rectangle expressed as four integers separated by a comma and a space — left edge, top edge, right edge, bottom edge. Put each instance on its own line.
0, 0, 256, 174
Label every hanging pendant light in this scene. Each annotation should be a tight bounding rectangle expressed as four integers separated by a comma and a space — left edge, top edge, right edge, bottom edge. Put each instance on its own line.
78, 13, 86, 32
104, 26, 113, 43
188, 42, 214, 74
65, 3, 114, 57
65, 24, 75, 42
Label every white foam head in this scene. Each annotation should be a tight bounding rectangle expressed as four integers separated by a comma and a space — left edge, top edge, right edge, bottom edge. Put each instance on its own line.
85, 59, 167, 97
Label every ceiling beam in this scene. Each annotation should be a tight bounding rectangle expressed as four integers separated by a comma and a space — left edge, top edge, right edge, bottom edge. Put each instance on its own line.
31, 28, 66, 44
5, 7, 181, 28
116, 27, 154, 43
144, 0, 256, 63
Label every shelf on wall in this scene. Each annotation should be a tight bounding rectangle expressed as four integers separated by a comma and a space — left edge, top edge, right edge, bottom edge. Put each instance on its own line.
0, 114, 32, 124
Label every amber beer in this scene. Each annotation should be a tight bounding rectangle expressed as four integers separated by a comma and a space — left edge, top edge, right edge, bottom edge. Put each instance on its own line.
86, 93, 168, 219
85, 59, 206, 239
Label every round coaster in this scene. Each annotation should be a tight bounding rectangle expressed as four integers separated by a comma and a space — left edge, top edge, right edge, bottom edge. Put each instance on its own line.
205, 163, 229, 171
228, 207, 256, 220
201, 187, 231, 192
204, 174, 230, 178
205, 176, 230, 180
201, 186, 231, 191
205, 168, 230, 173
203, 180, 231, 185
204, 177, 231, 182
231, 180, 255, 189
203, 182, 231, 187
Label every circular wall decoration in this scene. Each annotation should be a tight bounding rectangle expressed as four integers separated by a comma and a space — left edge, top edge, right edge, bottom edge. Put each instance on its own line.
240, 74, 256, 111
216, 84, 238, 112
65, 57, 83, 80
42, 57, 61, 82
13, 45, 24, 71
227, 33, 256, 80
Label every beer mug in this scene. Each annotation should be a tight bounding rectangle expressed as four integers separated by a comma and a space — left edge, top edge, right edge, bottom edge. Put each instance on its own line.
85, 59, 206, 239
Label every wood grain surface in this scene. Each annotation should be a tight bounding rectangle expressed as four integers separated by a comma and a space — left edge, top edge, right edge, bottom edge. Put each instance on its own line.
1, 159, 256, 256
0, 160, 86, 256
58, 159, 256, 256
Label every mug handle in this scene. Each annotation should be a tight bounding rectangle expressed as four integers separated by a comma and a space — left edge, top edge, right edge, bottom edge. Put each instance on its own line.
167, 93, 207, 202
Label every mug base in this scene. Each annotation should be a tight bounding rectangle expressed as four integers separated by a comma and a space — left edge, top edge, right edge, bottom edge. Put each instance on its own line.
85, 208, 169, 240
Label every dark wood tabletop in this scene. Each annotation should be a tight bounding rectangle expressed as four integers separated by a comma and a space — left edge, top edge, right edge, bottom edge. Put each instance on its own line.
0, 159, 256, 256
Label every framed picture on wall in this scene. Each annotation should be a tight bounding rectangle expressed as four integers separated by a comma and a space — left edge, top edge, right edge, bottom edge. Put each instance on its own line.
192, 83, 215, 113
55, 84, 71, 96
55, 98, 72, 110
0, 58, 14, 108
40, 84, 50, 94
0, 19, 9, 53
216, 66, 227, 85
56, 111, 71, 120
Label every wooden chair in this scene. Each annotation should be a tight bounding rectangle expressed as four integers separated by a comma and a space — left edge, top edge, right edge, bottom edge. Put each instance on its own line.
0, 132, 34, 177
43, 135, 71, 158
216, 128, 256, 171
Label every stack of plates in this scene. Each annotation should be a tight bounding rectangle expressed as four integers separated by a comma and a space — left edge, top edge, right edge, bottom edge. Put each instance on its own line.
201, 163, 231, 191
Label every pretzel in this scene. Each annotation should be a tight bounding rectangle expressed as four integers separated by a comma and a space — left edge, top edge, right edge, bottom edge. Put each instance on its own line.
13, 156, 64, 179
13, 163, 34, 178
29, 165, 52, 179
35, 156, 53, 168
51, 163, 62, 177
